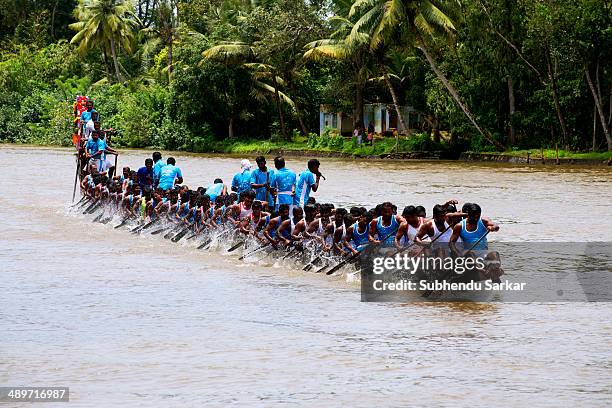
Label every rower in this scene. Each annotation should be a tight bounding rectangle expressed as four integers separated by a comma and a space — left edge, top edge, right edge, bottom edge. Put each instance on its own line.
206, 178, 226, 202
264, 204, 291, 248
369, 202, 403, 246
290, 204, 317, 242
450, 203, 499, 255
276, 207, 304, 246
416, 201, 459, 245
304, 203, 333, 244
158, 157, 183, 191
152, 151, 165, 188
239, 200, 270, 242
344, 209, 374, 254
226, 190, 255, 226
394, 205, 425, 248
329, 208, 348, 253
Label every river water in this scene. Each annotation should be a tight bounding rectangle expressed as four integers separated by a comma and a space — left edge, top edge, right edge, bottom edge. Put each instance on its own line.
1, 146, 611, 407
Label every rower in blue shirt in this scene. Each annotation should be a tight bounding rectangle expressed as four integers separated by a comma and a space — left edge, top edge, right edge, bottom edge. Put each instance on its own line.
294, 158, 322, 208
158, 157, 183, 191
231, 159, 253, 199
250, 156, 275, 210
152, 151, 166, 188
272, 156, 296, 212
206, 178, 227, 202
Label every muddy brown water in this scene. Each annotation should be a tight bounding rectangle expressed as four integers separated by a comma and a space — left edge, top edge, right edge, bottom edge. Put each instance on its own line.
1, 146, 610, 407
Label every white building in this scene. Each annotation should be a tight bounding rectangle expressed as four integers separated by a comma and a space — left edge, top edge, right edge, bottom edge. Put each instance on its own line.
319, 103, 424, 135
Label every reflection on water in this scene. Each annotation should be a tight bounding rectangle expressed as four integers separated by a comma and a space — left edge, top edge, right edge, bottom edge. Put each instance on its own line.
0, 146, 611, 407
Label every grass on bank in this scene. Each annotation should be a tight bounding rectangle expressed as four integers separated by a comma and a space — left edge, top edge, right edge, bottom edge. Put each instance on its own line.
200, 132, 445, 157
492, 149, 612, 161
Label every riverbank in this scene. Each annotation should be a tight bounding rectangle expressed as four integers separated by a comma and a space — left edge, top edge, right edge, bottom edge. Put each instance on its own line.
3, 141, 611, 166
461, 149, 612, 166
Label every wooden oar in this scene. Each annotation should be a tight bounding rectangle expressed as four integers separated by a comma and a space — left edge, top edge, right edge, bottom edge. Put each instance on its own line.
227, 241, 245, 252
461, 229, 491, 256
238, 242, 270, 260
324, 228, 403, 275
72, 155, 80, 202
164, 224, 182, 239
82, 200, 98, 214
422, 229, 492, 298
281, 246, 298, 260
171, 224, 193, 243
197, 237, 213, 250
70, 195, 87, 208
325, 251, 362, 275
131, 218, 157, 234
151, 227, 168, 235
91, 212, 104, 223
114, 215, 133, 229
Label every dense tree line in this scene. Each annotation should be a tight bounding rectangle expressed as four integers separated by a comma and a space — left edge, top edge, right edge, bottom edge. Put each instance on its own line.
0, 0, 610, 152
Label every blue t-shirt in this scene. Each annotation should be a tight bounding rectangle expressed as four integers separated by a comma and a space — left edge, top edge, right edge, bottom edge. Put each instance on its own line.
250, 168, 275, 206
137, 166, 154, 191
273, 167, 296, 205
232, 170, 252, 196
206, 183, 224, 201
158, 164, 183, 190
153, 160, 166, 186
86, 138, 106, 160
80, 109, 97, 123
294, 169, 316, 207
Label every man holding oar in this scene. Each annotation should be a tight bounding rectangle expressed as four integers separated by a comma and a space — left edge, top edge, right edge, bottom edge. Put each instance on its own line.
272, 156, 296, 213
250, 156, 275, 211
294, 159, 323, 208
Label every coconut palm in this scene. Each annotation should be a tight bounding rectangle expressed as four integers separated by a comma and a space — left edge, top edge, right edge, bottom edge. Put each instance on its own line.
70, 0, 140, 82
349, 0, 505, 150
202, 42, 295, 138
304, 15, 374, 129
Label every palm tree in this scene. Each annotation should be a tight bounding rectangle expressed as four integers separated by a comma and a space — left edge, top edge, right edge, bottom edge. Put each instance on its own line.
304, 16, 374, 129
202, 42, 295, 138
70, 0, 140, 82
349, 0, 505, 150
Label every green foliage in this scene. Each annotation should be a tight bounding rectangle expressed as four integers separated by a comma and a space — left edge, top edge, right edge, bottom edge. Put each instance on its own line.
0, 0, 610, 153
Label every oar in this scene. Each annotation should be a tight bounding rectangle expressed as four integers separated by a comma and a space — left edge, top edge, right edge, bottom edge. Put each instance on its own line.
163, 224, 182, 239
76, 197, 93, 209
171, 224, 194, 243
238, 242, 270, 260
324, 228, 402, 275
131, 218, 157, 234
82, 200, 98, 214
325, 251, 362, 275
91, 212, 104, 223
422, 229, 492, 298
227, 241, 245, 252
281, 246, 298, 260
72, 156, 80, 202
86, 201, 103, 214
70, 195, 88, 208
114, 215, 133, 229
151, 226, 169, 235
461, 229, 491, 256
198, 228, 231, 250
197, 237, 213, 250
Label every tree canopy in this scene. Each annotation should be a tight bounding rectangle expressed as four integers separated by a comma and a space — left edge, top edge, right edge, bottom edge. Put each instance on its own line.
0, 0, 610, 152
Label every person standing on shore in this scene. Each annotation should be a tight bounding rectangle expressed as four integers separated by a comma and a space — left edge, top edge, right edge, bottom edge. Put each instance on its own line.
294, 159, 322, 208
367, 121, 375, 145
272, 156, 296, 212
250, 156, 275, 211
